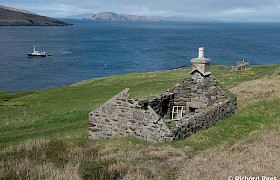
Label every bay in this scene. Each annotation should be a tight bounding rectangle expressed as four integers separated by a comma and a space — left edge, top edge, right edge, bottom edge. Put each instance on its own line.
0, 20, 279, 92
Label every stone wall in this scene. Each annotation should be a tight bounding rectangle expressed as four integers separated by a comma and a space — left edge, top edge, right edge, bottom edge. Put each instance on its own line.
88, 73, 237, 142
173, 97, 237, 140
167, 72, 227, 116
89, 88, 172, 142
138, 92, 174, 119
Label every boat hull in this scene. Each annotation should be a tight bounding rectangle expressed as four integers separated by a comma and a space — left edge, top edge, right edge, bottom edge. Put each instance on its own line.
28, 54, 46, 57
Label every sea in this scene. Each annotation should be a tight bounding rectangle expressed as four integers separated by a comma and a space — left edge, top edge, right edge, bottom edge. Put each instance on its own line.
0, 20, 280, 92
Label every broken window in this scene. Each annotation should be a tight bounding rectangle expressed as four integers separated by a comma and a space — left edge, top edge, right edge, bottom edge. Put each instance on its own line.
172, 106, 184, 120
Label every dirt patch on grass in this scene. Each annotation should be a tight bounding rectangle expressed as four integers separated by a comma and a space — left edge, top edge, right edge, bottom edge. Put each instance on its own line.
230, 76, 280, 107
178, 131, 280, 180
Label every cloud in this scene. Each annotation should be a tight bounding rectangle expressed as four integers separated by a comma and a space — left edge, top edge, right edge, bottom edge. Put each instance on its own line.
2, 0, 280, 21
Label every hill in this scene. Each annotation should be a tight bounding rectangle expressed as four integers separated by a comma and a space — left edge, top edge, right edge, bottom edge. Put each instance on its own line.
88, 12, 160, 21
0, 5, 71, 26
65, 13, 94, 20
0, 65, 279, 179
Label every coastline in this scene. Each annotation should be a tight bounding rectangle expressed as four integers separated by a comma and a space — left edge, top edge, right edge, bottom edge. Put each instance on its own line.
1, 64, 279, 93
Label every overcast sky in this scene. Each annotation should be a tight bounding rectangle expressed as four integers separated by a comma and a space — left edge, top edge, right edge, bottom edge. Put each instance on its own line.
2, 0, 280, 22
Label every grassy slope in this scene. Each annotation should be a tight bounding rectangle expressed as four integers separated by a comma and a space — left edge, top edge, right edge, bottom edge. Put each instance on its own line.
0, 69, 189, 147
0, 6, 70, 26
0, 65, 280, 179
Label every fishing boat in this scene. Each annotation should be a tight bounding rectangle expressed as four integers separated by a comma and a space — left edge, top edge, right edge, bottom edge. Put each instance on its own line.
28, 46, 46, 57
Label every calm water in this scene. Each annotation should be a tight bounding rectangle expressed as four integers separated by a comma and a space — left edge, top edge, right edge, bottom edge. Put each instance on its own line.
0, 20, 280, 92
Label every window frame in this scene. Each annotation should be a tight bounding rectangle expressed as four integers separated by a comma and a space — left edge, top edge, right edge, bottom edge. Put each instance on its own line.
172, 106, 184, 120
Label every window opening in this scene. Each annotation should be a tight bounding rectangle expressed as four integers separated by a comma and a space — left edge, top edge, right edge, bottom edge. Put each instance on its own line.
189, 107, 198, 113
172, 106, 183, 120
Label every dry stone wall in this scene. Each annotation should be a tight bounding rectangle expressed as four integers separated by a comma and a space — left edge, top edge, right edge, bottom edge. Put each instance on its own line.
138, 92, 174, 119
167, 72, 228, 116
170, 73, 224, 106
89, 88, 172, 142
173, 97, 237, 140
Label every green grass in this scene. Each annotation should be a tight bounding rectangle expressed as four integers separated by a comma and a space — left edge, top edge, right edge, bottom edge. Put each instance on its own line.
0, 65, 280, 179
0, 69, 189, 147
170, 99, 280, 152
0, 65, 279, 148
210, 65, 279, 88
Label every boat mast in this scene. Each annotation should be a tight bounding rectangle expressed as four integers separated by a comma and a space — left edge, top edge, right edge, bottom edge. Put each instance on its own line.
33, 46, 36, 53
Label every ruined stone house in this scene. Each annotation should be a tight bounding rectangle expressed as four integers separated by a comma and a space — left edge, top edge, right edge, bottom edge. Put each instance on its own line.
232, 59, 252, 71
89, 47, 237, 142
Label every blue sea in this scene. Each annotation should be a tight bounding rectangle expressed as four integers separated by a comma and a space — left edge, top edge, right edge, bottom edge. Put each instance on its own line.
0, 20, 280, 92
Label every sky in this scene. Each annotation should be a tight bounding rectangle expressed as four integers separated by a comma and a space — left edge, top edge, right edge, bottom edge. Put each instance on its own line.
1, 0, 280, 22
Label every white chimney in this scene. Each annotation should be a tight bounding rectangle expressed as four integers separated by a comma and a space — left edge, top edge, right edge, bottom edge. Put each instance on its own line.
198, 47, 204, 58
190, 47, 211, 76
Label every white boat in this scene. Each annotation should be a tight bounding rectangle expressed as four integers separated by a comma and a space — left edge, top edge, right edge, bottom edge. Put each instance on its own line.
28, 46, 46, 57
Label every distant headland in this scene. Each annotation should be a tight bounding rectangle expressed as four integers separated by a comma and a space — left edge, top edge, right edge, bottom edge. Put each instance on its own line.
86, 12, 161, 22
0, 5, 71, 26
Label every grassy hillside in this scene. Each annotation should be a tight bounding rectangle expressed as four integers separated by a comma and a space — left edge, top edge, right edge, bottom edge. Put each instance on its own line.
0, 65, 279, 179
0, 5, 70, 26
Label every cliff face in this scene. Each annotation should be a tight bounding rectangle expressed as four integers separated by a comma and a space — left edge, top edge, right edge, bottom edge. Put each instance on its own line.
0, 5, 71, 26
89, 12, 159, 21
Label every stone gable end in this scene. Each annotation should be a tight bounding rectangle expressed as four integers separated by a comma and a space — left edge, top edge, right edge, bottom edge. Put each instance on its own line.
89, 88, 172, 142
